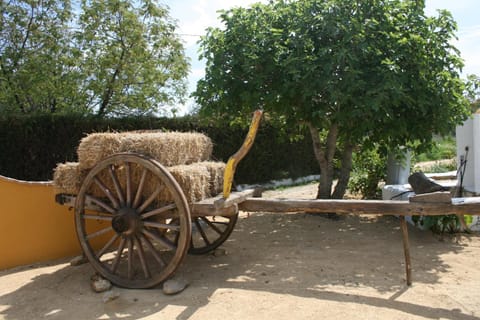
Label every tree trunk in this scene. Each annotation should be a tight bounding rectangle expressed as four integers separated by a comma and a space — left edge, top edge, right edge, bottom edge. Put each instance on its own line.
98, 47, 126, 117
98, 67, 120, 117
332, 142, 354, 199
307, 122, 338, 199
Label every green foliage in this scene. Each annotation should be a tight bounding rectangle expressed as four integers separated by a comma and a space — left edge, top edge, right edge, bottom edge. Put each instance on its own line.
419, 161, 457, 174
414, 135, 456, 162
77, 0, 189, 116
196, 0, 470, 143
194, 0, 470, 199
348, 147, 387, 199
412, 215, 464, 234
0, 0, 189, 116
0, 0, 79, 113
466, 74, 480, 110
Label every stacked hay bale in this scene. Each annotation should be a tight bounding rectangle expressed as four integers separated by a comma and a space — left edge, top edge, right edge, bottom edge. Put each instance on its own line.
76, 131, 213, 169
53, 131, 225, 204
53, 162, 86, 195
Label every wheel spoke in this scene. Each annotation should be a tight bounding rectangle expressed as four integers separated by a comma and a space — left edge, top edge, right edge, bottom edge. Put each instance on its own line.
133, 168, 148, 208
111, 237, 126, 274
108, 165, 125, 206
127, 238, 134, 280
75, 153, 191, 288
194, 218, 211, 246
200, 216, 225, 235
143, 221, 181, 231
125, 162, 132, 207
85, 195, 116, 214
142, 203, 176, 220
137, 184, 164, 213
143, 229, 176, 251
86, 226, 113, 240
93, 177, 119, 209
140, 234, 166, 267
96, 234, 120, 258
82, 213, 113, 222
187, 214, 237, 255
134, 236, 151, 279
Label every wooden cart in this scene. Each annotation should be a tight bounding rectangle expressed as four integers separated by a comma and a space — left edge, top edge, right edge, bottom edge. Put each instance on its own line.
56, 110, 480, 289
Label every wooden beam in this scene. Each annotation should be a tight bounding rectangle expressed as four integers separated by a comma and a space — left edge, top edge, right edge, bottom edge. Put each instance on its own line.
190, 203, 238, 217
409, 191, 451, 203
214, 189, 255, 208
239, 198, 480, 216
190, 189, 255, 217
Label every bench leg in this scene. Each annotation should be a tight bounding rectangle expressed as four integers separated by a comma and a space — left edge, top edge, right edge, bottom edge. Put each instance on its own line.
399, 216, 412, 285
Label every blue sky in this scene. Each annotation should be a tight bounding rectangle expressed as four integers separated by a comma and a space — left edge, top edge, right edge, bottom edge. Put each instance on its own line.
162, 0, 480, 114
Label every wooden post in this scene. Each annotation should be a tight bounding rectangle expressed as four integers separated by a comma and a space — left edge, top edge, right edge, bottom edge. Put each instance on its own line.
399, 216, 412, 286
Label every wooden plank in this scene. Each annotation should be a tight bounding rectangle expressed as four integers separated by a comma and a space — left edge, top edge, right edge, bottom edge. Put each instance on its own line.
239, 198, 480, 216
409, 191, 451, 203
191, 189, 255, 217
213, 189, 255, 208
190, 203, 238, 217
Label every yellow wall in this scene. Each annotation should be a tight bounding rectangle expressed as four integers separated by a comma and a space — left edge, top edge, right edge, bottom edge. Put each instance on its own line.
0, 175, 81, 270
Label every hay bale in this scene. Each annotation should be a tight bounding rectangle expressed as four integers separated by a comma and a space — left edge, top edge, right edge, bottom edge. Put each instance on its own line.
77, 131, 213, 169
52, 162, 86, 195
52, 160, 225, 205
159, 161, 225, 204
204, 161, 226, 196
167, 163, 210, 204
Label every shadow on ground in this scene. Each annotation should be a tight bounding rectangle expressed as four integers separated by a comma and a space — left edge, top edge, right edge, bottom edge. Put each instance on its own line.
1, 212, 479, 320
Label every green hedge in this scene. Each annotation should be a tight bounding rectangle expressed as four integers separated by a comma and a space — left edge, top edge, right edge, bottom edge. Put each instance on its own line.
0, 114, 318, 185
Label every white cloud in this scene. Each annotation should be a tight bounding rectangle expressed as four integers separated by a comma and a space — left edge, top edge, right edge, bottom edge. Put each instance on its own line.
457, 25, 480, 76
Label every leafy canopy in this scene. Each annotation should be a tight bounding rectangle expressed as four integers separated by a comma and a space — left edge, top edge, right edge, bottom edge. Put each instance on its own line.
0, 0, 189, 116
195, 0, 470, 151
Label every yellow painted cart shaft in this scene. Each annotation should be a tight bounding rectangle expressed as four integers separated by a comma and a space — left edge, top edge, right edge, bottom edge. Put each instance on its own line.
222, 110, 263, 199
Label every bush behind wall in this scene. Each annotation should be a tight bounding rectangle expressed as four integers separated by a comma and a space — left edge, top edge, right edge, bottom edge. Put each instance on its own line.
0, 114, 318, 185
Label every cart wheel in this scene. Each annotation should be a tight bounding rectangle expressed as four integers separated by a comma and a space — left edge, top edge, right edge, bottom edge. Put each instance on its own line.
188, 213, 238, 255
74, 153, 191, 289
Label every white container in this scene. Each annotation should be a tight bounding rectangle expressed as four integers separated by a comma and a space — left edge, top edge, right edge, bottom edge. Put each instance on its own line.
456, 113, 480, 194
386, 149, 411, 185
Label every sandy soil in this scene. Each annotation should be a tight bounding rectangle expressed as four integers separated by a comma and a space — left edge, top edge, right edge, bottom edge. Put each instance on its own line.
1, 183, 480, 320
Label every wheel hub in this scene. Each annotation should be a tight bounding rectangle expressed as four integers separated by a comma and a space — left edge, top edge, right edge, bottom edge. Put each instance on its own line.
112, 207, 141, 235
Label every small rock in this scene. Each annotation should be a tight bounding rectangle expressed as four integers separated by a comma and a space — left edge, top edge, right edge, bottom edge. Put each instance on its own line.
102, 290, 120, 303
90, 274, 112, 293
212, 248, 227, 257
70, 255, 88, 266
162, 278, 189, 295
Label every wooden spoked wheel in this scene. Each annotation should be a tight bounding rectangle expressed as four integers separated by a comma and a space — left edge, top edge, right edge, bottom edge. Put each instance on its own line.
74, 153, 191, 289
188, 214, 238, 255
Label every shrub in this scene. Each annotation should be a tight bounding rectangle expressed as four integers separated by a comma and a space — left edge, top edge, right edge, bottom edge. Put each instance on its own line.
348, 147, 387, 199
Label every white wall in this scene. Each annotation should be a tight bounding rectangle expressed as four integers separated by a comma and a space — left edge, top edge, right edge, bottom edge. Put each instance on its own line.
456, 114, 480, 194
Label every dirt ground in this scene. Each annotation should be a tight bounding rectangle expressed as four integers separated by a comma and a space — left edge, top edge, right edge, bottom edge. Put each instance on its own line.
1, 183, 480, 320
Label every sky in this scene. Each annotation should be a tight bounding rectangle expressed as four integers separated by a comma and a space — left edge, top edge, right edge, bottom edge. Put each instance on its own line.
161, 0, 480, 114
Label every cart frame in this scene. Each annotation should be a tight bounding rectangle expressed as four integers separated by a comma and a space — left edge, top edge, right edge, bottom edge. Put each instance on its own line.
55, 110, 480, 288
